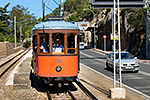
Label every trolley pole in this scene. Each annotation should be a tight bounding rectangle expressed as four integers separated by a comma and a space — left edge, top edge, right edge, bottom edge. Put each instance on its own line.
14, 16, 16, 48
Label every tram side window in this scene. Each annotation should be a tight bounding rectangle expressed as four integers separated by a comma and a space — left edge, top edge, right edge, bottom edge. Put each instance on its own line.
67, 33, 77, 54
39, 33, 49, 53
33, 36, 37, 53
52, 33, 64, 54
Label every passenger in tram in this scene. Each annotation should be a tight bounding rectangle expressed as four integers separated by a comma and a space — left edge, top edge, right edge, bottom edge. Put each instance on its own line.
40, 38, 49, 52
53, 39, 64, 53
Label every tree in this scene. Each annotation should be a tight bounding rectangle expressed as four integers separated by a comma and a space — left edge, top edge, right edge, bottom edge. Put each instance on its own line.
0, 3, 10, 41
9, 5, 37, 42
127, 9, 144, 30
63, 0, 91, 22
44, 0, 91, 22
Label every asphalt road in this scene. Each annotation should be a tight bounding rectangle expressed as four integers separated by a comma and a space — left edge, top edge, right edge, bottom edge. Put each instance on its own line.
80, 49, 150, 99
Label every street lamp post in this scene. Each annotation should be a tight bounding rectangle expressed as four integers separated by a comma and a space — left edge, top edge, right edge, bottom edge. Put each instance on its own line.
83, 8, 96, 48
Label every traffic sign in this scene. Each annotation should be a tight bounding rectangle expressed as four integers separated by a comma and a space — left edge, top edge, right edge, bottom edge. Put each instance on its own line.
110, 33, 119, 40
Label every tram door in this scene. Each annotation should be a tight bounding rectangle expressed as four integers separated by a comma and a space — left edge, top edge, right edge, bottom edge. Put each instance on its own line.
32, 35, 38, 74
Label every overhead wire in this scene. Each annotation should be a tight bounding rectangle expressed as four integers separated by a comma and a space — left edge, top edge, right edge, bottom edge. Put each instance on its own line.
44, 0, 61, 16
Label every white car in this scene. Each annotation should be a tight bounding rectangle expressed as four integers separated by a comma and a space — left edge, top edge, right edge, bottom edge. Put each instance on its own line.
79, 42, 85, 50
106, 51, 139, 73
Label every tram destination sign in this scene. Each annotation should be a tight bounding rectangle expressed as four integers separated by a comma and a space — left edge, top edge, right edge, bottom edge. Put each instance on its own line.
90, 0, 146, 8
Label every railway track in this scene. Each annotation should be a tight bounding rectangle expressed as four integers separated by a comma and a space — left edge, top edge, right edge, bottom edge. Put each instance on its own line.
46, 87, 78, 100
46, 80, 98, 100
75, 80, 98, 100
0, 49, 30, 78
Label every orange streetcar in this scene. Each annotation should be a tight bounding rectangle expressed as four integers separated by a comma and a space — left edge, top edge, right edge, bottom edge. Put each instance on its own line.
32, 19, 80, 85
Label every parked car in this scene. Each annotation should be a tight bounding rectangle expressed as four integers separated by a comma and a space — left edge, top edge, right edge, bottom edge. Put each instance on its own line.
106, 51, 139, 73
79, 42, 85, 50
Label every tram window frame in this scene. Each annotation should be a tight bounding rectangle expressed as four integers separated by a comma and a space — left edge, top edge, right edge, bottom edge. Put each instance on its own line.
38, 33, 50, 54
67, 33, 77, 54
33, 35, 37, 53
52, 33, 65, 54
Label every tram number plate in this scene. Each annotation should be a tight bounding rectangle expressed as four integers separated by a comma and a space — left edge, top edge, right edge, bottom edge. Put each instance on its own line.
56, 59, 61, 63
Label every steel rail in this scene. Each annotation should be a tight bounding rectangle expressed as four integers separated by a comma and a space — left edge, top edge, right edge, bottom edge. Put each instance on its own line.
68, 89, 77, 100
0, 50, 24, 68
46, 90, 52, 100
0, 49, 30, 78
76, 80, 98, 100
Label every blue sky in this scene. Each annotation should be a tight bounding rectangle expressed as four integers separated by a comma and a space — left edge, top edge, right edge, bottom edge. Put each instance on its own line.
0, 0, 66, 19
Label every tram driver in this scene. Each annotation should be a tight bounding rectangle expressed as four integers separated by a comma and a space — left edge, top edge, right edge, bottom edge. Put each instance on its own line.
53, 39, 64, 53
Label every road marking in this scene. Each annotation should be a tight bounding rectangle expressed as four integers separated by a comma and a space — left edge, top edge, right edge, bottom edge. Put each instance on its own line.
90, 49, 106, 56
80, 52, 105, 63
139, 71, 150, 77
123, 77, 146, 80
80, 52, 94, 58
122, 74, 145, 79
141, 90, 150, 93
81, 63, 150, 100
122, 71, 150, 80
135, 86, 150, 89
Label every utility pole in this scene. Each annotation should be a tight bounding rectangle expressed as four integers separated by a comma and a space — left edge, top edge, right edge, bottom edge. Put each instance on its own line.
110, 0, 125, 99
60, 0, 64, 16
117, 0, 122, 88
113, 0, 116, 88
20, 26, 22, 45
42, 0, 45, 21
14, 16, 16, 48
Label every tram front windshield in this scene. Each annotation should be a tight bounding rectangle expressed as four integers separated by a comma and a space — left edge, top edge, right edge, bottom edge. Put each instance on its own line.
36, 33, 78, 54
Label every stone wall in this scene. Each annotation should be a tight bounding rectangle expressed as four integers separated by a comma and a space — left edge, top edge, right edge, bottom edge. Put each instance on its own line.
0, 41, 22, 59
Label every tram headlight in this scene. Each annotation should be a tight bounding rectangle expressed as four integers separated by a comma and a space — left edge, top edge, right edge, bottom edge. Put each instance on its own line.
56, 66, 62, 72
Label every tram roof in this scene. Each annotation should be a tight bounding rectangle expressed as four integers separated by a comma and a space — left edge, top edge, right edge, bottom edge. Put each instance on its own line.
32, 21, 80, 30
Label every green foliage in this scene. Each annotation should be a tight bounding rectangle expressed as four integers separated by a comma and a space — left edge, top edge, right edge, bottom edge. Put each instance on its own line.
0, 3, 11, 36
0, 4, 37, 42
37, 17, 43, 22
146, 2, 150, 12
4, 34, 15, 43
127, 9, 144, 29
9, 5, 37, 42
64, 0, 90, 21
45, 0, 90, 22
23, 40, 31, 48
0, 32, 4, 42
